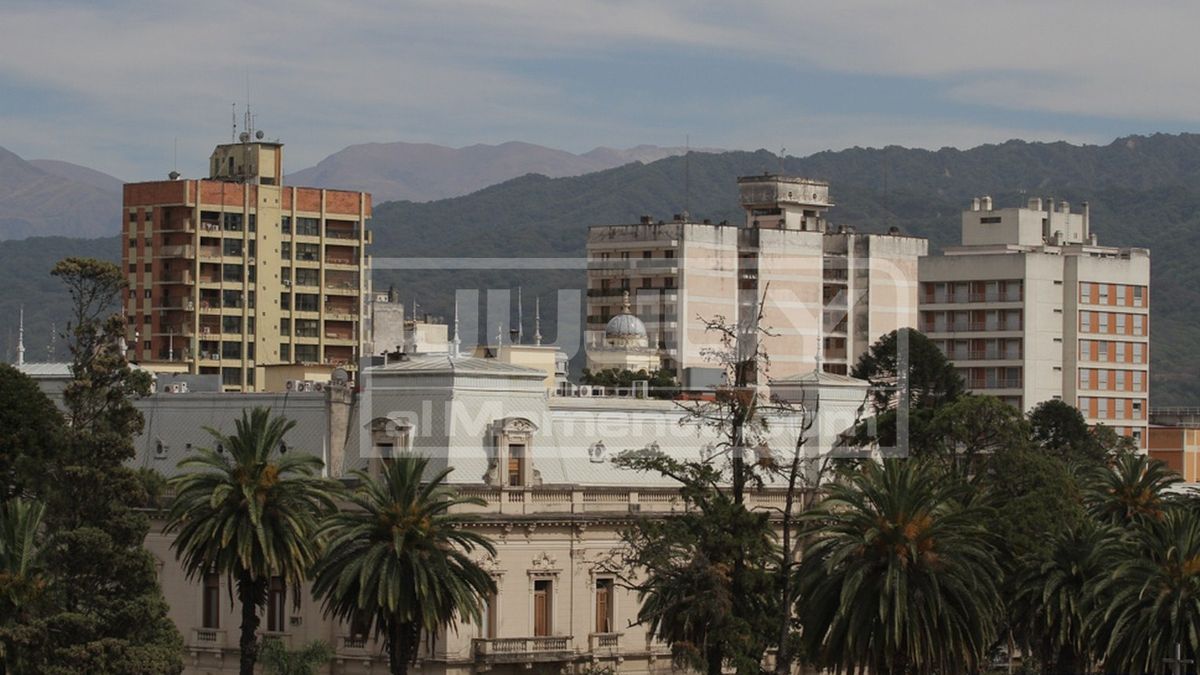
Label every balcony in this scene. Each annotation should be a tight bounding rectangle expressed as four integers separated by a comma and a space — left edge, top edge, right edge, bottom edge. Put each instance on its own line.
589, 633, 621, 656
969, 378, 1023, 390
160, 218, 195, 232
157, 245, 194, 258
156, 297, 195, 311
190, 627, 227, 650
473, 637, 574, 664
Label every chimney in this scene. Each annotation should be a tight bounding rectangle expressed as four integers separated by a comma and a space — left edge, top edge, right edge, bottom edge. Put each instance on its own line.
1060, 200, 1070, 214
1028, 197, 1043, 210
971, 197, 981, 211
1082, 201, 1090, 240
1045, 197, 1055, 214
981, 195, 993, 211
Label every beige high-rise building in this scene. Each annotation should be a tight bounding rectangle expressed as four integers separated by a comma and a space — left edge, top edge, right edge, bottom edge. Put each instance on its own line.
585, 175, 926, 382
122, 138, 372, 392
919, 196, 1150, 447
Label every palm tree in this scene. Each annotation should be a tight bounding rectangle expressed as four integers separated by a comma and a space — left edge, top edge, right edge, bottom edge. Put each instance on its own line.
165, 407, 339, 675
1011, 521, 1120, 673
795, 459, 1002, 674
0, 498, 46, 675
1087, 507, 1200, 673
311, 456, 496, 675
1082, 452, 1181, 526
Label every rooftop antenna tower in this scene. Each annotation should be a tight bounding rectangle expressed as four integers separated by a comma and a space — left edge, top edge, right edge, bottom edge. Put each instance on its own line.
451, 297, 462, 358
517, 287, 524, 344
533, 298, 543, 346
17, 305, 25, 367
231, 103, 237, 142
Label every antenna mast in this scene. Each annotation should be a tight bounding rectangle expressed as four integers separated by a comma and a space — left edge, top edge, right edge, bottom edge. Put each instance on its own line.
231, 103, 237, 142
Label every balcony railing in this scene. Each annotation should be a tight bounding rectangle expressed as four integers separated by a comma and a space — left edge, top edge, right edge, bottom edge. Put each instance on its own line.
589, 632, 621, 654
191, 627, 226, 650
969, 378, 1023, 390
157, 245, 194, 258
474, 637, 574, 663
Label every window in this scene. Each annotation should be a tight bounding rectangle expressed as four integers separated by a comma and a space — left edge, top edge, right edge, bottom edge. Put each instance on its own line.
281, 241, 292, 259
1098, 284, 1109, 304
223, 239, 243, 256
1098, 313, 1109, 333
295, 319, 319, 338
280, 344, 290, 362
1116, 370, 1127, 391
222, 264, 243, 282
1134, 371, 1145, 391
595, 579, 614, 633
128, 263, 136, 272
508, 444, 525, 487
295, 268, 319, 287
222, 316, 242, 334
221, 341, 242, 360
1134, 314, 1145, 335
222, 290, 243, 308
1116, 313, 1127, 334
296, 217, 319, 237
280, 318, 290, 336
533, 579, 552, 636
267, 576, 286, 633
1097, 370, 1109, 390
1080, 312, 1091, 332
1133, 400, 1143, 418
221, 367, 241, 386
1134, 286, 1145, 307
1133, 343, 1145, 363
280, 293, 290, 310
1080, 282, 1092, 302
223, 213, 243, 232
281, 216, 291, 234
202, 573, 220, 629
144, 289, 152, 299
1080, 369, 1092, 389
294, 294, 319, 312
295, 344, 318, 363
296, 243, 319, 261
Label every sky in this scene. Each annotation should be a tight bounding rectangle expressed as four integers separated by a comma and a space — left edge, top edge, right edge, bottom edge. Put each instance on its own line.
2, 0, 1200, 181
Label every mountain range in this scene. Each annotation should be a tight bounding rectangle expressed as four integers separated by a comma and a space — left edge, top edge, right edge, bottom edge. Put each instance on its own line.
0, 147, 122, 240
0, 142, 714, 239
285, 141, 716, 202
2, 134, 1199, 403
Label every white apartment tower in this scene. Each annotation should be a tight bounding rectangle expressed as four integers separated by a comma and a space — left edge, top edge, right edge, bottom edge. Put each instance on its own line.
585, 175, 927, 382
919, 196, 1150, 447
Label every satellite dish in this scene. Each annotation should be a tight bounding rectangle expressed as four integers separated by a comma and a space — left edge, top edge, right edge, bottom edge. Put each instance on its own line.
255, 130, 265, 140
168, 170, 180, 180
331, 367, 349, 384
239, 131, 250, 143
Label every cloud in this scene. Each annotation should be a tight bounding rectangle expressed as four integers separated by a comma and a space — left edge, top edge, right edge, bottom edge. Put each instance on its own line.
0, 0, 1196, 178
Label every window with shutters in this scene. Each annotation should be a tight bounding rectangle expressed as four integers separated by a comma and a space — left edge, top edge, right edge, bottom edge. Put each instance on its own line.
202, 573, 220, 629
267, 576, 286, 632
533, 580, 552, 636
595, 578, 614, 633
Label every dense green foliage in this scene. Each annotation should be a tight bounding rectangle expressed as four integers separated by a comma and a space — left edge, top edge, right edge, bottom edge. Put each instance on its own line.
3, 135, 1200, 400
166, 407, 338, 675
0, 258, 183, 674
259, 638, 333, 675
580, 367, 678, 397
797, 460, 1002, 674
310, 456, 496, 675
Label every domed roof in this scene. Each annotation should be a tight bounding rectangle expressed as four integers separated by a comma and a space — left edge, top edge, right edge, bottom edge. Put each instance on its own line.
605, 291, 647, 340
606, 313, 647, 339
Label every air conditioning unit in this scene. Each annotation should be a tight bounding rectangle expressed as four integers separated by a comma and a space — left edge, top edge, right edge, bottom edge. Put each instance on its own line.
300, 381, 314, 392
285, 379, 298, 391
177, 381, 189, 394
166, 383, 181, 394
312, 381, 325, 393
578, 385, 592, 397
